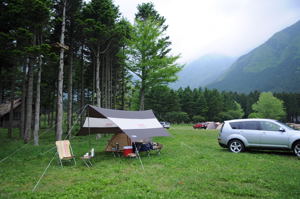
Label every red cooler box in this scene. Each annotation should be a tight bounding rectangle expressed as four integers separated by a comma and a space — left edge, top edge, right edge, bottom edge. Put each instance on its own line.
123, 146, 133, 157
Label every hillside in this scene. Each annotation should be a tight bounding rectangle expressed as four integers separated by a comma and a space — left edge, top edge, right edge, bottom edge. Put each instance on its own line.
170, 54, 235, 89
208, 20, 300, 93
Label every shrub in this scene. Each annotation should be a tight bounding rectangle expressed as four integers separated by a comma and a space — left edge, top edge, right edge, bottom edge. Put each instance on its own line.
192, 115, 206, 123
165, 111, 189, 123
249, 92, 286, 120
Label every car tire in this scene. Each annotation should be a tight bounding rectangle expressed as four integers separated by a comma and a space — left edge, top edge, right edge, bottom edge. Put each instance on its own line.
228, 139, 245, 153
293, 141, 300, 157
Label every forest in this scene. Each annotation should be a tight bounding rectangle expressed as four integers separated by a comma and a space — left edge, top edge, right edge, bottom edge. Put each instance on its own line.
0, 0, 299, 145
144, 86, 300, 123
0, 0, 181, 143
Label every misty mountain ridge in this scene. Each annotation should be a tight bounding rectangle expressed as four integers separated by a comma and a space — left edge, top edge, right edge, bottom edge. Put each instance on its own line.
170, 54, 236, 89
208, 20, 300, 93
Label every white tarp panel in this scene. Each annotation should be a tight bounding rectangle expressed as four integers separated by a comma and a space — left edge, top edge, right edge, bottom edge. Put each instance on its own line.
83, 117, 118, 128
107, 117, 162, 130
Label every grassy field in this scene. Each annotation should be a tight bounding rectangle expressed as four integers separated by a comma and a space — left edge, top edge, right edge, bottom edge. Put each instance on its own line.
1, 124, 300, 198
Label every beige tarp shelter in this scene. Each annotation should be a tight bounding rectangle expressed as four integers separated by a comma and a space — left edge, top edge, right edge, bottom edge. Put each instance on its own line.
77, 105, 170, 151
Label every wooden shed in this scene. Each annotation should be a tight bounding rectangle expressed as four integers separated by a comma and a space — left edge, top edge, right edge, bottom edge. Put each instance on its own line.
0, 99, 22, 128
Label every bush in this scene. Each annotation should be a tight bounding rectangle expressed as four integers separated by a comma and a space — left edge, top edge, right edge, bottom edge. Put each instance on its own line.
192, 115, 206, 123
165, 111, 190, 123
249, 92, 286, 120
219, 110, 244, 121
218, 112, 234, 121
248, 112, 263, 118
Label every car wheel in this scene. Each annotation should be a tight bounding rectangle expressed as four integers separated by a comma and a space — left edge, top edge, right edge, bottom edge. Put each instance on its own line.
293, 141, 300, 157
228, 139, 245, 153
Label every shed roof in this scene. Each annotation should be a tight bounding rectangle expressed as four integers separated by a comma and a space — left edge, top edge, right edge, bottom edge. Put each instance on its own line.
0, 99, 21, 117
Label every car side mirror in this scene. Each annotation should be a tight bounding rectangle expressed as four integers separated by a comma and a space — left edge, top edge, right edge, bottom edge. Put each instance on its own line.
279, 127, 285, 132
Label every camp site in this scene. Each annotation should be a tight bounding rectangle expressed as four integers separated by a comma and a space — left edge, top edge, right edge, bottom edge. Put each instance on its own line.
1, 105, 300, 198
1, 0, 300, 198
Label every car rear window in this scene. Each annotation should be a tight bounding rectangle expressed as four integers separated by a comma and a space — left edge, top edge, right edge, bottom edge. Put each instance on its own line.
229, 121, 260, 130
242, 121, 260, 130
229, 122, 243, 129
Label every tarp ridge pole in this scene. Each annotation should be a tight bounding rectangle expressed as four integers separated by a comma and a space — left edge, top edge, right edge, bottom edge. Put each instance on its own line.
134, 142, 145, 171
64, 104, 88, 140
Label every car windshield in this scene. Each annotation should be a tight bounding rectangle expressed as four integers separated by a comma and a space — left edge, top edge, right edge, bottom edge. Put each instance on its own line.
276, 121, 295, 130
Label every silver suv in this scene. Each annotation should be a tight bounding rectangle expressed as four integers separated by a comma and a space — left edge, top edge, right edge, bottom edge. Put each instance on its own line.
218, 118, 300, 156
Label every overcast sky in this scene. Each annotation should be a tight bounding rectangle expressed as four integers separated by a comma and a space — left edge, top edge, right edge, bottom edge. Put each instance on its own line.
113, 0, 300, 64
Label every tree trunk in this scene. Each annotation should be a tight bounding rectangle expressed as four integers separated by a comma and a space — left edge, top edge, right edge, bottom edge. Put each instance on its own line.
0, 67, 2, 104
106, 55, 108, 108
109, 54, 113, 108
139, 66, 146, 111
8, 68, 15, 138
33, 56, 42, 146
92, 58, 95, 105
67, 49, 73, 134
121, 48, 125, 109
24, 61, 33, 143
139, 80, 145, 111
8, 97, 14, 138
20, 63, 27, 138
56, 0, 66, 141
101, 55, 105, 107
80, 45, 85, 125
50, 102, 54, 128
111, 57, 114, 108
96, 46, 101, 107
107, 55, 110, 108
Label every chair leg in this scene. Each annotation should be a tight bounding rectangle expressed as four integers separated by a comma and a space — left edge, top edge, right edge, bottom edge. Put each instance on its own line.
83, 160, 90, 168
157, 149, 161, 155
59, 159, 63, 168
87, 159, 93, 167
73, 157, 76, 166
82, 158, 93, 167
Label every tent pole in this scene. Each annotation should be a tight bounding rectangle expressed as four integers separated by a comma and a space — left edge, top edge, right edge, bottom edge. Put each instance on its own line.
134, 142, 144, 171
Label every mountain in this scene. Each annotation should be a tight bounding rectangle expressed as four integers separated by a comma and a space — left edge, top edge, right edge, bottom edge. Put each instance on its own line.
170, 54, 236, 89
208, 20, 300, 93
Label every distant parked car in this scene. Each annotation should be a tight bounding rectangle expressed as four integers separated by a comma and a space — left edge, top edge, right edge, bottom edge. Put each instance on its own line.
193, 122, 207, 129
160, 121, 170, 129
218, 118, 300, 157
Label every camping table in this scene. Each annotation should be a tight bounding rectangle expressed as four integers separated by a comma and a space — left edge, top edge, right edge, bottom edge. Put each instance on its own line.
80, 155, 93, 167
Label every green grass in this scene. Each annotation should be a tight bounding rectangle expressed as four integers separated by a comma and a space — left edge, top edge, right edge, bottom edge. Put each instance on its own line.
1, 124, 300, 198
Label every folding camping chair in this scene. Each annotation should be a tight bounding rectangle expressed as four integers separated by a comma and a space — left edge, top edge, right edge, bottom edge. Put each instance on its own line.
152, 142, 163, 155
81, 148, 94, 168
55, 140, 76, 167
